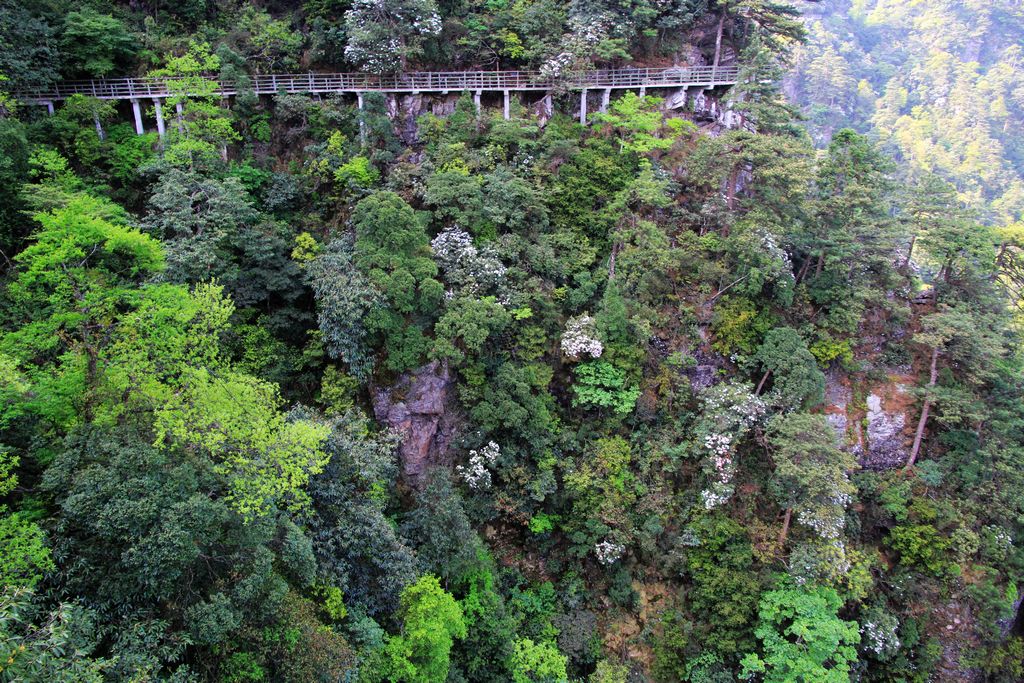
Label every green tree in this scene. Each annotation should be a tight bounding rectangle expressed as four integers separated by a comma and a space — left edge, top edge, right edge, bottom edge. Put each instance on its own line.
739, 582, 860, 683
766, 413, 857, 552
369, 575, 467, 683
0, 590, 107, 682
510, 637, 569, 683
754, 328, 825, 410
344, 0, 442, 72
148, 42, 239, 168
60, 9, 135, 77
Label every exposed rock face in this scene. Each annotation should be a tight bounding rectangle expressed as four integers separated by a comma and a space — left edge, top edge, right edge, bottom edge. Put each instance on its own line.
372, 360, 460, 486
823, 372, 913, 470
863, 392, 907, 469
531, 94, 553, 126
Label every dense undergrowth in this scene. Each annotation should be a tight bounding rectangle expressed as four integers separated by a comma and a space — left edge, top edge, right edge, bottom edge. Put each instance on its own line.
0, 1, 1022, 682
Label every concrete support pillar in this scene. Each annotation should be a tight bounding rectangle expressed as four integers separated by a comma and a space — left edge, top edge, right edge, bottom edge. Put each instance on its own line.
93, 112, 105, 141
356, 92, 366, 145
503, 90, 510, 120
473, 89, 481, 113
600, 88, 611, 113
579, 89, 588, 124
639, 86, 646, 98
131, 98, 144, 135
175, 101, 184, 133
152, 98, 166, 139
44, 101, 54, 116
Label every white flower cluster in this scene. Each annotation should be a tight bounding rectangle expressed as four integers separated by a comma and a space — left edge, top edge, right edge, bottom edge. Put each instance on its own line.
561, 315, 603, 360
986, 524, 1014, 550
861, 617, 901, 657
595, 539, 625, 565
456, 441, 500, 490
789, 539, 852, 587
343, 0, 441, 73
697, 382, 766, 508
540, 13, 618, 79
431, 227, 507, 295
701, 487, 732, 510
758, 227, 794, 281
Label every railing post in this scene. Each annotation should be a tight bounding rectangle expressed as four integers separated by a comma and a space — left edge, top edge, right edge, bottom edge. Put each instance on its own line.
356, 91, 365, 145
153, 97, 166, 139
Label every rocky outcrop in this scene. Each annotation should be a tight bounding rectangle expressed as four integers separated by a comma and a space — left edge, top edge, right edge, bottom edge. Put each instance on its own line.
664, 87, 750, 132
372, 360, 461, 486
824, 372, 914, 470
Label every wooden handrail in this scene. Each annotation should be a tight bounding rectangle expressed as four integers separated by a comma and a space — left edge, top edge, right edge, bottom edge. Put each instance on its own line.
14, 66, 741, 102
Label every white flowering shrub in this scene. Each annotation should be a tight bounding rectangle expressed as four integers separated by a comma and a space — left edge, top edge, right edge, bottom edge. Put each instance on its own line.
344, 0, 442, 73
594, 539, 625, 565
694, 381, 766, 509
456, 441, 500, 490
859, 608, 901, 660
795, 486, 853, 540
541, 12, 628, 79
431, 227, 507, 296
560, 315, 603, 360
789, 539, 852, 589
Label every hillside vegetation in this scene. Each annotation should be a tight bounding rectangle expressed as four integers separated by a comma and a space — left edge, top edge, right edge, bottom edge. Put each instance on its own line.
0, 1, 1022, 682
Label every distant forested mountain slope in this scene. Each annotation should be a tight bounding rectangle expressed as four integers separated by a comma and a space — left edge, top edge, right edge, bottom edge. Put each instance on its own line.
786, 0, 1024, 224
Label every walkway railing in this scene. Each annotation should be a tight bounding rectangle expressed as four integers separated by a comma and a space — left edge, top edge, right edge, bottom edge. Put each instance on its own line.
15, 66, 741, 102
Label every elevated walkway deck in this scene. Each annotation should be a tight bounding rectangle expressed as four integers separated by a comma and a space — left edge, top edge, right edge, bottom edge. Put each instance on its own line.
15, 66, 740, 103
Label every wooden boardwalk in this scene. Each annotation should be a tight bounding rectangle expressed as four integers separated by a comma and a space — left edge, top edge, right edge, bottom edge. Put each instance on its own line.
15, 66, 740, 103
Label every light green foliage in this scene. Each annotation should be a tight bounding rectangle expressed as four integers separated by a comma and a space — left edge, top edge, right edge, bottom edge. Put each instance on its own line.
0, 454, 52, 589
0, 512, 54, 589
886, 524, 955, 578
711, 297, 777, 356
353, 190, 440, 313
154, 368, 330, 518
149, 42, 239, 168
590, 660, 629, 683
370, 575, 467, 683
510, 638, 569, 683
3, 196, 163, 427
238, 7, 303, 71
740, 583, 860, 682
291, 232, 322, 265
571, 360, 640, 415
564, 437, 636, 543
593, 92, 695, 153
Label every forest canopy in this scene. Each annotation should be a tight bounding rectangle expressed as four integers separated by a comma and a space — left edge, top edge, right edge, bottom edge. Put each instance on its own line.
0, 0, 1022, 682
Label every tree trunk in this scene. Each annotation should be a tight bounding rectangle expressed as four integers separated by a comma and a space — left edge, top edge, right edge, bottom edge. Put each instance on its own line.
905, 345, 940, 470
795, 255, 812, 284
902, 234, 916, 270
726, 165, 739, 214
778, 507, 792, 545
815, 251, 825, 277
713, 10, 726, 68
755, 369, 772, 395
